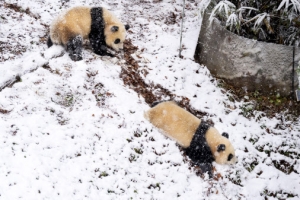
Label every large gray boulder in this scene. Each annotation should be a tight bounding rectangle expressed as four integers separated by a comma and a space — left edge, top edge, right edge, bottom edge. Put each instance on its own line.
194, 12, 300, 97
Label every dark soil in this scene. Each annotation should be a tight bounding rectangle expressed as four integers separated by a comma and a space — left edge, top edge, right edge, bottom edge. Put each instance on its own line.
221, 81, 300, 118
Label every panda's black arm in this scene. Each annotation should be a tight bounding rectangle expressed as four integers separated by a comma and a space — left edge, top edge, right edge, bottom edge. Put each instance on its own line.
198, 163, 213, 178
185, 121, 215, 178
89, 7, 114, 57
89, 32, 113, 56
97, 45, 115, 57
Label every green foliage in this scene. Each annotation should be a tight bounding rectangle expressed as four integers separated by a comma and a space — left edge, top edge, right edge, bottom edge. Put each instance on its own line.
134, 148, 143, 154
99, 171, 109, 178
246, 160, 259, 172
206, 0, 300, 46
239, 102, 255, 118
262, 189, 296, 199
227, 169, 242, 186
129, 154, 137, 162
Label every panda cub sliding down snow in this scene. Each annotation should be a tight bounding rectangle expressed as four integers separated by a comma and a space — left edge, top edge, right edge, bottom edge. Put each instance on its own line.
47, 6, 130, 61
145, 101, 237, 177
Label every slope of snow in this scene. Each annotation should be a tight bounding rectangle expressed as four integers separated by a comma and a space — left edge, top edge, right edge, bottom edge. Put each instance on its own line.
1, 0, 299, 199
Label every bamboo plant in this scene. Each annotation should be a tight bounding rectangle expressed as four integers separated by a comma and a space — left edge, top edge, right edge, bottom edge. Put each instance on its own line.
204, 0, 300, 46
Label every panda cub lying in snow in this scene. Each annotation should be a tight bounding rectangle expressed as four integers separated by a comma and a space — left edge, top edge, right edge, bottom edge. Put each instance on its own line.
47, 6, 130, 61
145, 101, 237, 177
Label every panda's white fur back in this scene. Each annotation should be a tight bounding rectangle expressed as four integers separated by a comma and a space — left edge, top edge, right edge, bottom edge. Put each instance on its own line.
50, 6, 92, 45
144, 101, 200, 148
145, 101, 237, 165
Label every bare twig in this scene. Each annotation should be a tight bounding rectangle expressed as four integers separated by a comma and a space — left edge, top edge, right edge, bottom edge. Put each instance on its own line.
241, 15, 260, 26
263, 18, 274, 34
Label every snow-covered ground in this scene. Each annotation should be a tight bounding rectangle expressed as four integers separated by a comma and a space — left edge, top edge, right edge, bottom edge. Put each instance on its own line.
0, 0, 300, 199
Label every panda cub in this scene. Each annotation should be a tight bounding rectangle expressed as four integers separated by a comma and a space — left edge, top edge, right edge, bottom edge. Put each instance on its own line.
47, 6, 130, 61
145, 101, 237, 177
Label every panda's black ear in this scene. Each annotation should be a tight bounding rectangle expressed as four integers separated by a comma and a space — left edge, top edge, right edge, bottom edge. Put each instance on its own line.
222, 132, 229, 138
111, 26, 119, 32
217, 144, 226, 152
125, 24, 130, 30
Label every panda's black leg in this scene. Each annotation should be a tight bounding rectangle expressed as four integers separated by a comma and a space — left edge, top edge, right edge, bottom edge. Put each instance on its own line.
47, 36, 53, 48
66, 35, 83, 61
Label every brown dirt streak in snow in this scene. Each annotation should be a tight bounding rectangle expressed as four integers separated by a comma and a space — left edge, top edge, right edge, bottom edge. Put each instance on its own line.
3, 2, 39, 19
0, 108, 13, 114
120, 39, 209, 120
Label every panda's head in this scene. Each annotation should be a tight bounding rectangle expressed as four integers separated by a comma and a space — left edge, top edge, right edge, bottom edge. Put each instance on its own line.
206, 128, 237, 165
104, 24, 130, 52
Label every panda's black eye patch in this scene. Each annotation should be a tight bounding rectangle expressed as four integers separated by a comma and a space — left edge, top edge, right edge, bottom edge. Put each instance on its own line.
228, 154, 233, 161
111, 26, 119, 32
217, 144, 226, 152
114, 39, 120, 44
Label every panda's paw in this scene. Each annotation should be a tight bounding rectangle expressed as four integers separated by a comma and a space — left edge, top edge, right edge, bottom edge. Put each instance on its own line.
96, 51, 115, 57
69, 53, 83, 61
199, 163, 213, 178
105, 52, 115, 57
151, 100, 167, 108
95, 46, 115, 57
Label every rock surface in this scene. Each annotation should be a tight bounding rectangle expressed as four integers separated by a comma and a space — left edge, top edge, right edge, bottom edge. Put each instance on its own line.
195, 13, 300, 97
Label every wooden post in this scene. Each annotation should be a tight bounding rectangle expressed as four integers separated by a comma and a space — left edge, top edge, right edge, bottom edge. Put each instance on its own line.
179, 0, 186, 58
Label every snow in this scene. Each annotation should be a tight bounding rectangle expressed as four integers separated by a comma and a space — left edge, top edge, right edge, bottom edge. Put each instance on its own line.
1, 0, 300, 199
